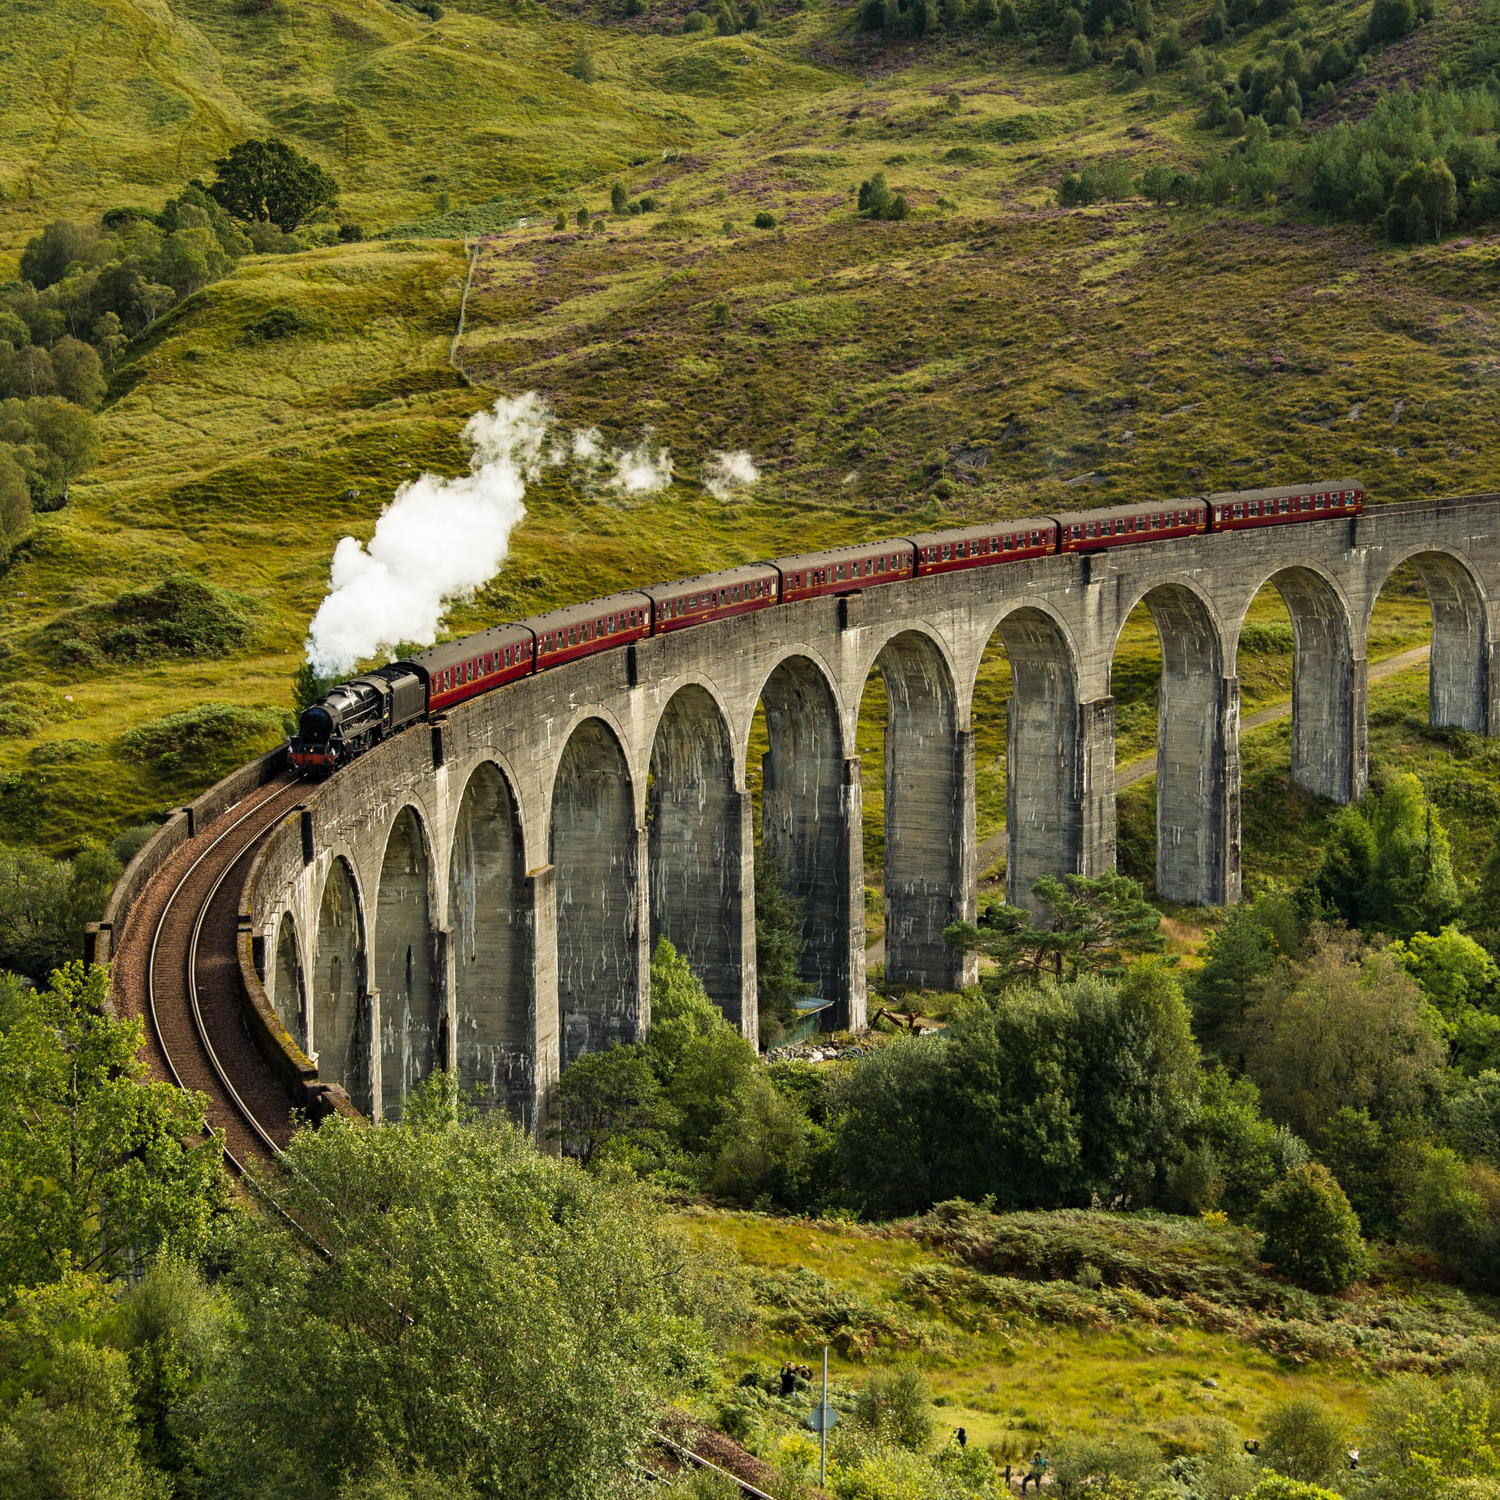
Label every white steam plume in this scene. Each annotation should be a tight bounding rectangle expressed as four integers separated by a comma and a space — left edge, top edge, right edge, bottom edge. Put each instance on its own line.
610, 431, 674, 495
305, 398, 725, 675
703, 449, 760, 499
305, 393, 553, 676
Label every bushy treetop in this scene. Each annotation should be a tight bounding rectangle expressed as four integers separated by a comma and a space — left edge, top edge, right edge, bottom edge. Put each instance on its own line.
208, 137, 339, 232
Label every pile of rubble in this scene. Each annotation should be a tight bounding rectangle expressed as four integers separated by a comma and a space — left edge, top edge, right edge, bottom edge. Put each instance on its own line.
767, 1031, 874, 1065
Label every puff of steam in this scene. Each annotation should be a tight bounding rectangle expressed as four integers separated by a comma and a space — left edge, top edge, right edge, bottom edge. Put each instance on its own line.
572, 427, 604, 463
610, 432, 674, 495
703, 449, 759, 499
305, 393, 552, 675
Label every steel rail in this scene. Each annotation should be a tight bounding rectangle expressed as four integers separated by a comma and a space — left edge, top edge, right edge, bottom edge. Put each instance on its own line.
144, 784, 293, 1175
186, 808, 286, 1163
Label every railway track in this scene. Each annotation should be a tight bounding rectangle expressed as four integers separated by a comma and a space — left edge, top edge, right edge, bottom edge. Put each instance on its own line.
114, 775, 308, 1173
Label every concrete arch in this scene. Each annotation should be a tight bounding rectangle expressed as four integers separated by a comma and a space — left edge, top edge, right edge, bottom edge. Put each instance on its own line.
447, 760, 533, 1122
755, 652, 860, 1024
977, 604, 1086, 909
313, 856, 371, 1115
1111, 581, 1237, 906
1369, 545, 1491, 734
648, 684, 751, 1034
1240, 564, 1360, 803
547, 700, 641, 823
867, 629, 972, 989
375, 805, 442, 1119
270, 911, 307, 1053
550, 716, 642, 1067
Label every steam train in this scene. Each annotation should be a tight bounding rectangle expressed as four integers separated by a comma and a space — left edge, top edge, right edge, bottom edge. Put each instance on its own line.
290, 479, 1363, 772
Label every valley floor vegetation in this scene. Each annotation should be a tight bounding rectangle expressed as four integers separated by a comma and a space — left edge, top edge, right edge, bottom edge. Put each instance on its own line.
11, 774, 1500, 1497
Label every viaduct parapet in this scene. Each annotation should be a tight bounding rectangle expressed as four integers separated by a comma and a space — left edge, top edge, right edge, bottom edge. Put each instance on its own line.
225, 497, 1500, 1130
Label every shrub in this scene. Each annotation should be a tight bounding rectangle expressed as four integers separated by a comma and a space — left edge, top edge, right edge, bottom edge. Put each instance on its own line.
1255, 1163, 1369, 1292
569, 44, 597, 82
683, 9, 708, 27
1051, 1433, 1165, 1491
119, 703, 285, 782
610, 180, 629, 213
852, 1366, 934, 1451
752, 211, 777, 228
1256, 1397, 1349, 1486
0, 843, 120, 979
337, 221, 365, 241
45, 573, 255, 664
245, 305, 316, 342
749, 1268, 943, 1357
1246, 1481, 1345, 1500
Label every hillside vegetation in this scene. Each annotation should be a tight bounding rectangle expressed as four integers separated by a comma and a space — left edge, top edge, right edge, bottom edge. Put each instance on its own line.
0, 0, 1493, 859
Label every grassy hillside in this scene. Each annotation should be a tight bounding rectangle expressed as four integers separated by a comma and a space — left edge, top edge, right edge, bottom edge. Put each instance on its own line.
0, 0, 1493, 862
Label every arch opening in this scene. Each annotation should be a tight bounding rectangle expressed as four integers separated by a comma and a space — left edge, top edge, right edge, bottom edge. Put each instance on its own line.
1109, 585, 1236, 907
270, 912, 307, 1054
751, 654, 858, 1026
313, 857, 370, 1114
856, 632, 969, 990
1370, 552, 1489, 735
551, 718, 640, 1067
375, 807, 441, 1120
975, 607, 1086, 912
648, 686, 749, 1035
447, 762, 532, 1124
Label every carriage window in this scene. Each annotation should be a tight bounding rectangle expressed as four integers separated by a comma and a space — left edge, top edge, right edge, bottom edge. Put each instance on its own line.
939, 545, 950, 560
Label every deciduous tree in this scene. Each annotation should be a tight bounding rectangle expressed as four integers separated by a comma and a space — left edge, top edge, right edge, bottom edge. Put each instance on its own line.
202, 1078, 719, 1500
0, 963, 228, 1300
1255, 1164, 1369, 1292
208, 137, 339, 231
1245, 927, 1445, 1144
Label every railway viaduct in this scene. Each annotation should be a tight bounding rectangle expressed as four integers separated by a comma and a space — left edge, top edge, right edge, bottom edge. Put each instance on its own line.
131, 496, 1500, 1134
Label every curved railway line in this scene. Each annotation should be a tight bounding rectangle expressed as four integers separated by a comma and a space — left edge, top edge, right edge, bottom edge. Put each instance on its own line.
113, 775, 307, 1173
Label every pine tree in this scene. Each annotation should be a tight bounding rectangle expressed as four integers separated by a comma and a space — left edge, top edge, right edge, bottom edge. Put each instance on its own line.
754, 844, 807, 1038
1191, 900, 1279, 1069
